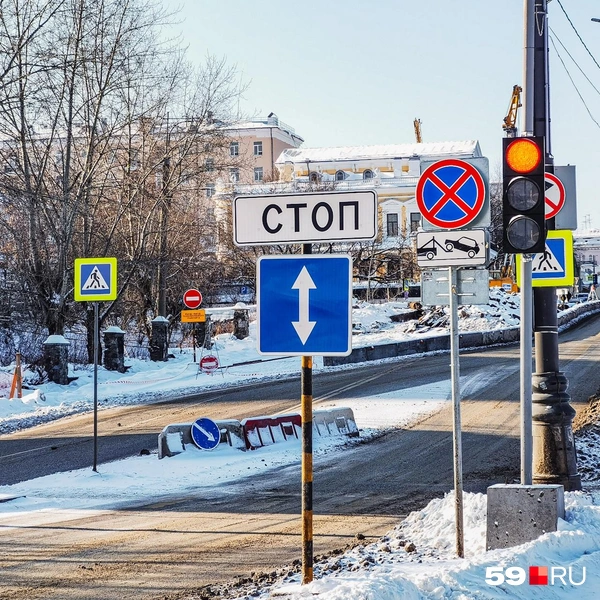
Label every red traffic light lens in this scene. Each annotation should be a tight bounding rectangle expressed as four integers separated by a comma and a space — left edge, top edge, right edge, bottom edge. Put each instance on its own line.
505, 138, 542, 173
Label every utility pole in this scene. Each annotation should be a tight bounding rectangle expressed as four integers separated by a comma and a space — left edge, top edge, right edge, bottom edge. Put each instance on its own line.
528, 0, 581, 491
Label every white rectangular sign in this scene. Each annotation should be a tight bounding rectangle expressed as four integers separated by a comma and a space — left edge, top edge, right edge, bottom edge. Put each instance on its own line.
416, 229, 488, 267
421, 268, 490, 306
233, 190, 377, 246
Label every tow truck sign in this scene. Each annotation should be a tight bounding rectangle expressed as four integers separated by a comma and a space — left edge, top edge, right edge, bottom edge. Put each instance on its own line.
416, 229, 488, 267
233, 190, 377, 245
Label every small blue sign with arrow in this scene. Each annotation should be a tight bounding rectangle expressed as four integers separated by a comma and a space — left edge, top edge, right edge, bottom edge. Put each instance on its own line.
190, 417, 221, 450
257, 255, 352, 356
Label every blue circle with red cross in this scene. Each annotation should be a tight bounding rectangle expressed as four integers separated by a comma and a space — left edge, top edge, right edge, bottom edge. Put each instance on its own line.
416, 159, 485, 229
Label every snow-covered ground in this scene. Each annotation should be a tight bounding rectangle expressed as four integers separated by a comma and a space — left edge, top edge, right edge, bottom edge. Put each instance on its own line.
1, 288, 599, 599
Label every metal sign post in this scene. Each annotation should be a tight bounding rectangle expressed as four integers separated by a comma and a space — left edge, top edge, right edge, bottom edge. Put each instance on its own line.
93, 301, 99, 472
521, 256, 533, 485
448, 267, 464, 558
74, 257, 118, 473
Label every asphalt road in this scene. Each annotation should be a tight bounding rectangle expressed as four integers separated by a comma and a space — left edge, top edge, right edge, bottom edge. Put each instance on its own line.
1, 315, 600, 599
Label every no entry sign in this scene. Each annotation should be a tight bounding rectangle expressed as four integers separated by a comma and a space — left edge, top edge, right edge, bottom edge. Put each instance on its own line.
200, 354, 219, 374
183, 288, 202, 309
417, 159, 486, 229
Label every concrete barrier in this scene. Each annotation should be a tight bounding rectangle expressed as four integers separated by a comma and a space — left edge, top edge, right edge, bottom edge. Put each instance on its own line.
241, 414, 301, 449
158, 419, 245, 458
313, 407, 359, 438
325, 302, 600, 367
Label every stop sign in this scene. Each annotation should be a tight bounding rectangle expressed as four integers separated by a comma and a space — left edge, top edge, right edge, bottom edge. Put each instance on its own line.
200, 355, 219, 374
183, 288, 202, 309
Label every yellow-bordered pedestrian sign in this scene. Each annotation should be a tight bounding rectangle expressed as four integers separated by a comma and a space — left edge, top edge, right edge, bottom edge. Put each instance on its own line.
74, 257, 118, 301
516, 230, 574, 288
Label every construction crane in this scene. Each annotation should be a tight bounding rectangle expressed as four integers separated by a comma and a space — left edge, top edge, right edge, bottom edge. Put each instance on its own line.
502, 85, 522, 137
413, 118, 422, 143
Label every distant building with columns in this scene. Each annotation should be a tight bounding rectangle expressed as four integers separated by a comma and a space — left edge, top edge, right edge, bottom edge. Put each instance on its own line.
213, 140, 484, 259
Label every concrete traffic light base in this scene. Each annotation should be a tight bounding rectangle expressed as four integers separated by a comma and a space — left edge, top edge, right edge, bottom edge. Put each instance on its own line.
486, 484, 565, 550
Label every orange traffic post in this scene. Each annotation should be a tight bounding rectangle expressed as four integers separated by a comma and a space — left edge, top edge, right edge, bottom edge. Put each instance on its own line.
9, 352, 22, 399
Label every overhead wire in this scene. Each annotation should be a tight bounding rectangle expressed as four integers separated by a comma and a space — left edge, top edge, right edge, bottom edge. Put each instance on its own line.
550, 27, 600, 98
549, 1, 600, 129
549, 34, 600, 129
555, 0, 600, 71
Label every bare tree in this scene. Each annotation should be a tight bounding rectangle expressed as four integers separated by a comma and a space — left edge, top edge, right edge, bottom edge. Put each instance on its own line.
0, 0, 247, 361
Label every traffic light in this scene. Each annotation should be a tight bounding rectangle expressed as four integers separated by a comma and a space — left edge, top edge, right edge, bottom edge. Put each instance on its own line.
502, 136, 546, 254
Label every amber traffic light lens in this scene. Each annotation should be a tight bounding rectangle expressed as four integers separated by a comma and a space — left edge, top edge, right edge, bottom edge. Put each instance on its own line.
505, 138, 542, 173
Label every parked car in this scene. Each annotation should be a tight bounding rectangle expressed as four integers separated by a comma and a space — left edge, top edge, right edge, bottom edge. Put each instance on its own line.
444, 236, 480, 258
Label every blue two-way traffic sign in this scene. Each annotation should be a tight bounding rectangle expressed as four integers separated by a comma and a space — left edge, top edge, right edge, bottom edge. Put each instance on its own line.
74, 257, 117, 302
190, 417, 221, 450
257, 255, 352, 356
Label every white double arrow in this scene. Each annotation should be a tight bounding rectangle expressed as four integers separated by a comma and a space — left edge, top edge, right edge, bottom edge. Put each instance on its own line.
292, 266, 316, 344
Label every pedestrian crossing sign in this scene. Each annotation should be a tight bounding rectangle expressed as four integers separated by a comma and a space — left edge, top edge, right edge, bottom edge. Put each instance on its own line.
516, 230, 574, 288
74, 257, 118, 301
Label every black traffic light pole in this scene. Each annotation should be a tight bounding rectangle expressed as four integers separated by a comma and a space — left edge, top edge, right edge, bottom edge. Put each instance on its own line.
530, 0, 580, 490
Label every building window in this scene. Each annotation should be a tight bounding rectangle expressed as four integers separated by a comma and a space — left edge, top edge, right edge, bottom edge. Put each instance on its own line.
253, 141, 263, 156
309, 172, 320, 183
254, 167, 263, 182
410, 212, 421, 232
363, 169, 374, 180
335, 170, 346, 181
230, 141, 239, 157
205, 158, 214, 172
387, 213, 399, 237
229, 168, 239, 183
206, 184, 215, 198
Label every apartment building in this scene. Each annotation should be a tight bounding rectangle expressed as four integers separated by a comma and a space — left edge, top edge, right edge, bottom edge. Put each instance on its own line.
218, 113, 304, 191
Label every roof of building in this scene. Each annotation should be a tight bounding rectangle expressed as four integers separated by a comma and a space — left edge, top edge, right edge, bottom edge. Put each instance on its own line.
226, 114, 303, 141
276, 140, 481, 164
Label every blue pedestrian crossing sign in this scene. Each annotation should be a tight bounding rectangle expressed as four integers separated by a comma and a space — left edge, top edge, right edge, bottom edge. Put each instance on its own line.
190, 417, 221, 450
74, 257, 118, 301
257, 254, 352, 356
516, 230, 574, 288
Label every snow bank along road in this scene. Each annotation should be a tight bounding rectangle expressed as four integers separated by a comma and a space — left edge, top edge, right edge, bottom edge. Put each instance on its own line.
1, 316, 600, 599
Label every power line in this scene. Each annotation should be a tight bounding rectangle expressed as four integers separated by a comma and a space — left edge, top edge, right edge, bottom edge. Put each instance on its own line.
549, 34, 600, 129
555, 0, 600, 71
550, 27, 600, 97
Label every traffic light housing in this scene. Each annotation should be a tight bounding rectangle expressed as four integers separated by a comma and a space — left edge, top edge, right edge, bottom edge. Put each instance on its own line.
502, 136, 546, 254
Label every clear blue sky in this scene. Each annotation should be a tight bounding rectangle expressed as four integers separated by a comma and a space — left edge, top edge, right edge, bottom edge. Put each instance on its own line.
172, 0, 600, 229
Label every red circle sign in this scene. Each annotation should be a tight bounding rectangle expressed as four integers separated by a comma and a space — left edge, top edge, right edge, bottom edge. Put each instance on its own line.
200, 355, 219, 374
416, 159, 485, 229
544, 173, 566, 220
183, 288, 202, 309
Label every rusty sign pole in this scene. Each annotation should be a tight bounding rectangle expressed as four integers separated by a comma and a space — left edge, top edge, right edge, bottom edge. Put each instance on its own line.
301, 243, 314, 585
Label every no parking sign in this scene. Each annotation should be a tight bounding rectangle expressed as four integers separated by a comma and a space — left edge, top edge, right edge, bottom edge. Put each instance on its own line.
417, 157, 490, 230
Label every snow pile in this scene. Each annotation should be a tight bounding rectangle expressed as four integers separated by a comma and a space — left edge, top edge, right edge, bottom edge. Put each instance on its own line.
244, 490, 600, 600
